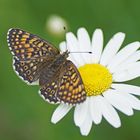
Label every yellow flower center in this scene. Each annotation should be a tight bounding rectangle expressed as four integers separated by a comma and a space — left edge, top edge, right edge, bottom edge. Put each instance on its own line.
78, 64, 113, 96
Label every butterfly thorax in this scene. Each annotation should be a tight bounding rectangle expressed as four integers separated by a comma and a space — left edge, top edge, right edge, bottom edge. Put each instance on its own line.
54, 50, 69, 65
39, 51, 69, 86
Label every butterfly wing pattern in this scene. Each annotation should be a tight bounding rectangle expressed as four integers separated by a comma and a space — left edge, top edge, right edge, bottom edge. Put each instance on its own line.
7, 28, 59, 84
39, 81, 60, 104
13, 58, 41, 84
7, 28, 59, 60
57, 60, 86, 105
7, 28, 87, 105
39, 60, 86, 105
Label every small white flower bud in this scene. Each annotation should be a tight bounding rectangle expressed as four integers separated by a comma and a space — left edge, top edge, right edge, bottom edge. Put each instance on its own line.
46, 15, 68, 37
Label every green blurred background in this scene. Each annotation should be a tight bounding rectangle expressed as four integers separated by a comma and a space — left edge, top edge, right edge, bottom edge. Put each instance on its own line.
1, 0, 140, 139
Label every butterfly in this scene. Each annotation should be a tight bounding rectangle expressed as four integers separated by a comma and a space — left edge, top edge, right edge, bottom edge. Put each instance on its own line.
7, 28, 86, 105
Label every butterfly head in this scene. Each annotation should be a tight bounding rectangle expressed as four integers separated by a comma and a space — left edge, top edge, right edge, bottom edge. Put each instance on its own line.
61, 50, 70, 59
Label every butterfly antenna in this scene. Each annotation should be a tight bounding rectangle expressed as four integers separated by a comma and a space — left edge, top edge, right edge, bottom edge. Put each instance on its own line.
70, 51, 92, 54
63, 27, 92, 54
63, 26, 69, 52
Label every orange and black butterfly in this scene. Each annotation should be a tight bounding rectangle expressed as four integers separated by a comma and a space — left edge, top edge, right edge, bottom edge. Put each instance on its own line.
7, 28, 86, 105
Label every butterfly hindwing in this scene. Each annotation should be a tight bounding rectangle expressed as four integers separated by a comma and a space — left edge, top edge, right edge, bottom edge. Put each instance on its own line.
57, 60, 86, 105
39, 81, 60, 104
7, 28, 59, 60
39, 60, 86, 105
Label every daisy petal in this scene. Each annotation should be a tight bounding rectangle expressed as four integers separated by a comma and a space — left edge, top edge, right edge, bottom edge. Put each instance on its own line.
77, 28, 92, 63
100, 32, 125, 66
112, 61, 140, 73
113, 63, 140, 82
74, 99, 89, 127
103, 89, 133, 116
112, 83, 140, 96
116, 50, 140, 68
79, 112, 92, 136
107, 41, 140, 73
112, 50, 140, 73
98, 95, 121, 128
66, 32, 85, 66
118, 93, 140, 110
91, 29, 103, 63
51, 104, 72, 124
124, 50, 140, 63
89, 96, 102, 124
59, 41, 67, 52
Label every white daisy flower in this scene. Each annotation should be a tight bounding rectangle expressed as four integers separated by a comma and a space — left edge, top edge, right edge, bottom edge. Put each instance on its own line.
51, 27, 140, 136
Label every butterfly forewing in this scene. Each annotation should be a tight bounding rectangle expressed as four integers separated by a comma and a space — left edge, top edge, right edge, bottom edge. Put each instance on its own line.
8, 28, 59, 84
7, 28, 59, 60
57, 60, 86, 105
